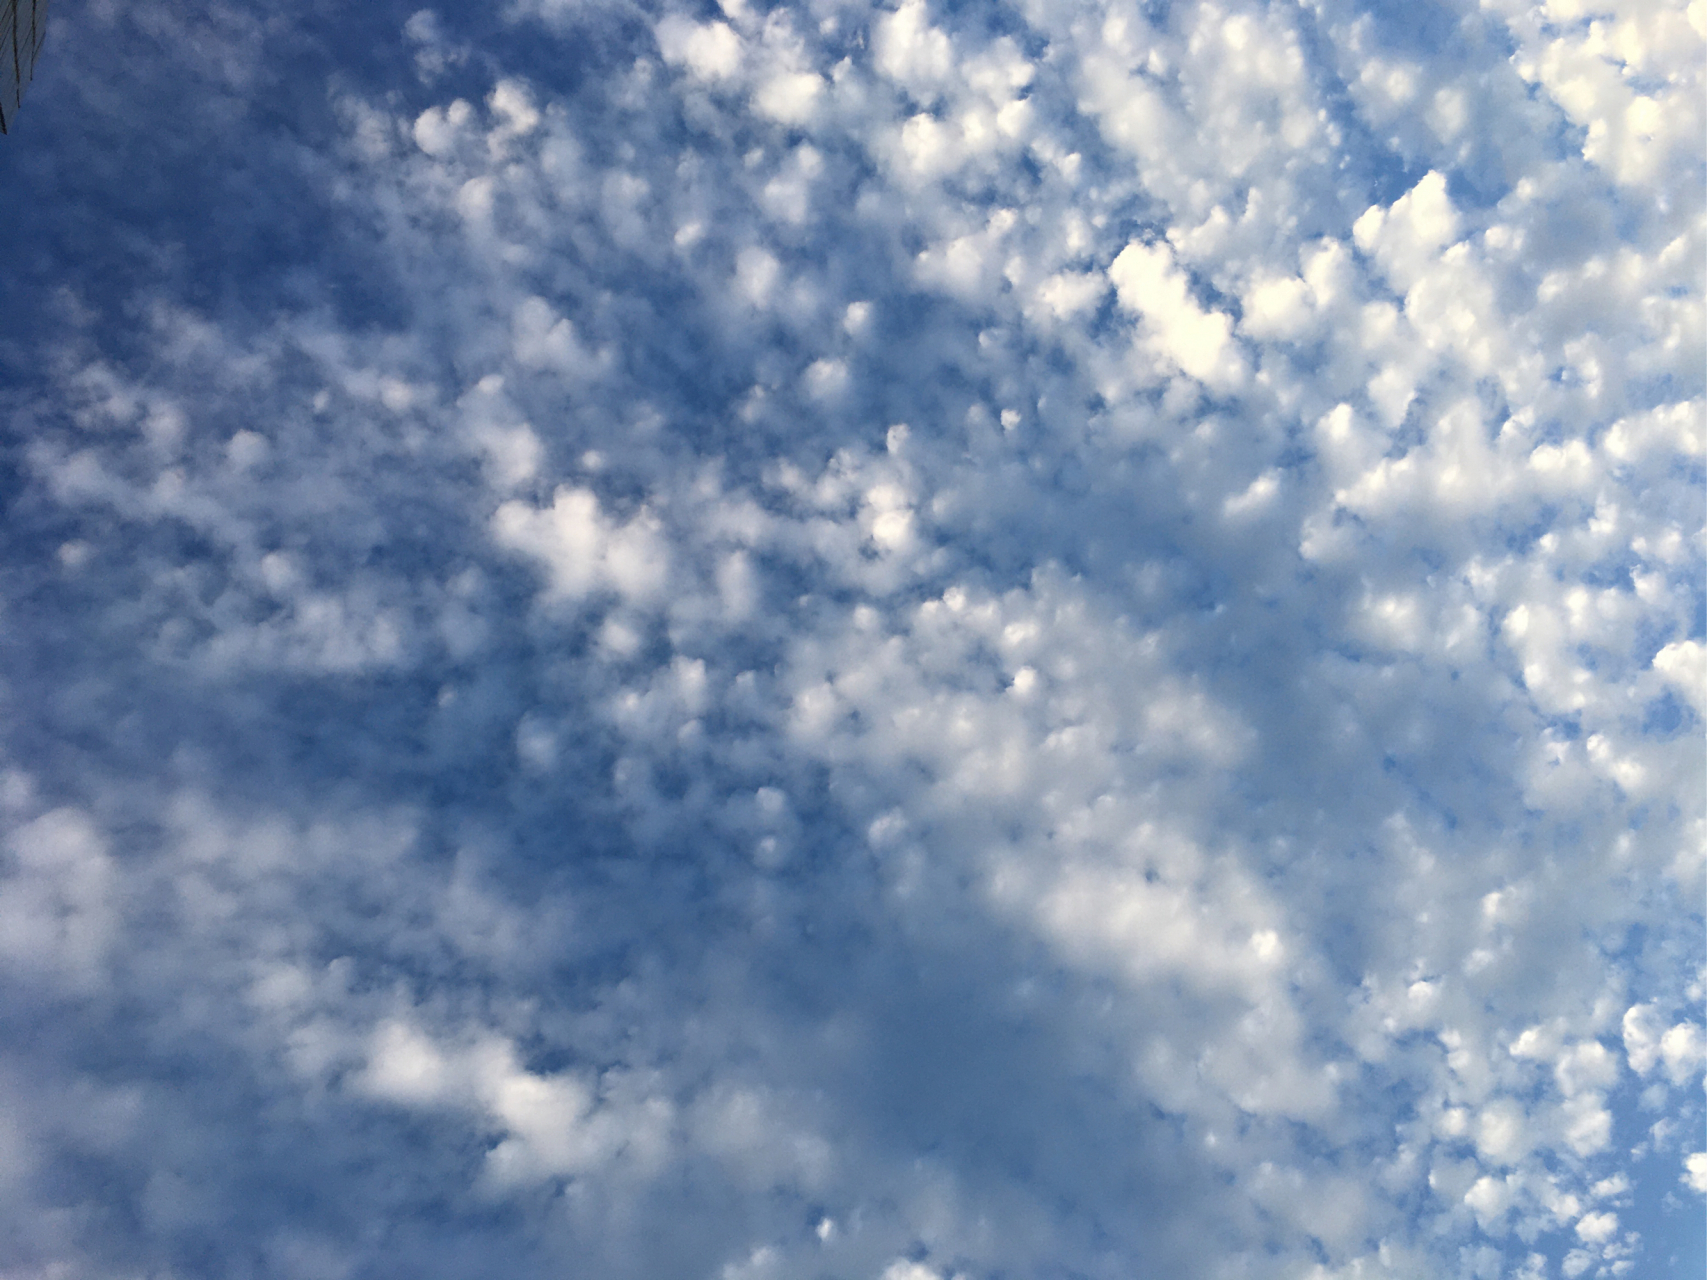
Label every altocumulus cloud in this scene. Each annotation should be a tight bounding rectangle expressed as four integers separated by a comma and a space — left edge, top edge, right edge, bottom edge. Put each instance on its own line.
0, 0, 1701, 1277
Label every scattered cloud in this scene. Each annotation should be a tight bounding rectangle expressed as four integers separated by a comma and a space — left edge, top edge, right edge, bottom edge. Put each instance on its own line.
0, 1, 1700, 1277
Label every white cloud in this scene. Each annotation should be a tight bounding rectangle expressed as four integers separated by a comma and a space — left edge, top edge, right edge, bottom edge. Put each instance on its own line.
875, 0, 955, 97
1573, 1209, 1617, 1243
657, 17, 744, 82
1109, 240, 1246, 391
1685, 1152, 1707, 1196
0, 0, 1699, 1276
0, 809, 115, 992
1653, 638, 1707, 715
492, 485, 670, 604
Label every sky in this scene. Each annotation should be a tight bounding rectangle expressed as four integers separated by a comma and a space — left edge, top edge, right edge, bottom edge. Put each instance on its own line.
0, 1, 1701, 1277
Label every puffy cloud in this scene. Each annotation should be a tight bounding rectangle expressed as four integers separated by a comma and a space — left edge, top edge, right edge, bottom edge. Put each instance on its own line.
0, 0, 1699, 1277
875, 0, 955, 97
1685, 1152, 1707, 1196
1109, 240, 1247, 391
0, 809, 116, 993
493, 485, 671, 604
657, 16, 744, 82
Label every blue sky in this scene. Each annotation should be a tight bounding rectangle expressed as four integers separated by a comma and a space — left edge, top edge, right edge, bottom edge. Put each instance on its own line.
0, 2, 1702, 1277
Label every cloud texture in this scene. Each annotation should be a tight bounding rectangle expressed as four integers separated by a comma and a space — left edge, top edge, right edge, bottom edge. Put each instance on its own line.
0, 1, 1701, 1277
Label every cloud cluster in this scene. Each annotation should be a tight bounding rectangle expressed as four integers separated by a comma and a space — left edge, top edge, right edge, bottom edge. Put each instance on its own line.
0, 1, 1700, 1277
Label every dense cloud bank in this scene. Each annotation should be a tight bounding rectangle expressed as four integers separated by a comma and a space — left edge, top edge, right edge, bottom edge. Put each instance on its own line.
0, 1, 1702, 1276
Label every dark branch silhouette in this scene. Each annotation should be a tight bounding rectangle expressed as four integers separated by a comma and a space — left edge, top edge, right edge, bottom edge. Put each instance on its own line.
0, 0, 48, 135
